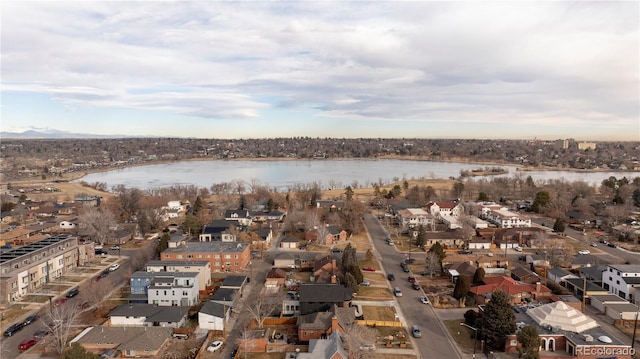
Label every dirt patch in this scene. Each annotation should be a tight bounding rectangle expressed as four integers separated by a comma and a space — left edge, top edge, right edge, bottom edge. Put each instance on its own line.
0, 304, 31, 324
356, 286, 394, 300
19, 295, 54, 303
362, 306, 397, 321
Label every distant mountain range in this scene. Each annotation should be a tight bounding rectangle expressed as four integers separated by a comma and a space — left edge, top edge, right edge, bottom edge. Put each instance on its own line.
1, 129, 139, 139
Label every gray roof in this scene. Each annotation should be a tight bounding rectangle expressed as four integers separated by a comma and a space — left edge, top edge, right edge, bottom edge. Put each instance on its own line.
579, 265, 607, 280
572, 255, 598, 265
589, 294, 627, 302
548, 267, 573, 278
221, 275, 247, 288
145, 260, 209, 268
299, 330, 347, 359
298, 284, 352, 303
603, 302, 639, 313
131, 271, 199, 279
212, 288, 238, 302
609, 264, 640, 273
73, 326, 171, 351
564, 278, 606, 292
200, 301, 228, 317
162, 241, 248, 253
622, 277, 640, 285
146, 307, 189, 323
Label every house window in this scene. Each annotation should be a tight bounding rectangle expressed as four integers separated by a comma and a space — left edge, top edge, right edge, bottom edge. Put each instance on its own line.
225, 254, 231, 259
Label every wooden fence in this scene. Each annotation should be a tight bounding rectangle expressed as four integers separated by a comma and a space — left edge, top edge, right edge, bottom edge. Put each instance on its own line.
355, 320, 402, 327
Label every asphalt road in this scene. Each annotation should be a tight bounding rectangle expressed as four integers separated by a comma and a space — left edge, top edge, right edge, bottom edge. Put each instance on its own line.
363, 214, 462, 359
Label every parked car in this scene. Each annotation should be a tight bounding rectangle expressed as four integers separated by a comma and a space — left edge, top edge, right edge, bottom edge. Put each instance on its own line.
230, 348, 238, 358
361, 267, 376, 272
207, 340, 223, 352
411, 282, 421, 290
360, 280, 371, 287
578, 250, 590, 255
52, 298, 67, 307
514, 246, 523, 252
3, 322, 24, 337
420, 296, 430, 304
412, 325, 422, 338
359, 343, 376, 351
18, 338, 36, 350
460, 249, 472, 254
387, 273, 395, 281
408, 276, 416, 283
66, 287, 79, 298
600, 239, 608, 244
94, 244, 103, 250
401, 265, 410, 273
95, 249, 107, 256
590, 242, 597, 247
33, 329, 49, 338
608, 243, 617, 248
109, 263, 120, 271
22, 315, 39, 326
393, 287, 402, 297
110, 245, 120, 250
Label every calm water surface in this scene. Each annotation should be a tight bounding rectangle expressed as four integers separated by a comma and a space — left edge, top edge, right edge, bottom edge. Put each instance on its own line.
77, 159, 638, 191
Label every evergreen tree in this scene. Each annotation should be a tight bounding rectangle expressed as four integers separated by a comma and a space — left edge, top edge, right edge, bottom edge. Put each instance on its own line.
267, 198, 275, 211
156, 232, 170, 255
517, 325, 541, 359
464, 309, 482, 327
344, 272, 358, 293
344, 186, 354, 201
416, 225, 427, 248
453, 276, 470, 300
239, 195, 247, 210
137, 212, 151, 236
472, 267, 486, 285
193, 196, 203, 214
428, 241, 446, 261
182, 213, 203, 236
553, 218, 565, 233
62, 343, 100, 359
531, 191, 550, 213
477, 289, 517, 351
477, 192, 489, 201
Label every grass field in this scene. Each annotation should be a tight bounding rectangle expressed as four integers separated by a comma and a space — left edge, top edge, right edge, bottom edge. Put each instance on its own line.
362, 305, 397, 321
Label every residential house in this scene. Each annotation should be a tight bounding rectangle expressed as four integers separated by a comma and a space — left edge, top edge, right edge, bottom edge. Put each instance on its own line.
468, 237, 493, 250
579, 265, 607, 286
280, 237, 300, 249
469, 276, 551, 305
160, 241, 250, 273
199, 220, 236, 242
510, 266, 540, 284
224, 209, 253, 226
505, 301, 632, 358
0, 234, 78, 305
547, 267, 577, 285
109, 304, 189, 328
198, 301, 231, 331
443, 253, 509, 271
296, 330, 348, 359
145, 260, 211, 291
129, 271, 200, 306
602, 264, 640, 303
255, 228, 273, 248
305, 225, 348, 245
297, 284, 353, 315
313, 256, 341, 284
425, 231, 464, 248
211, 287, 238, 305
221, 275, 248, 297
316, 200, 345, 211
109, 223, 140, 245
493, 227, 547, 248
570, 255, 599, 270
446, 262, 478, 283
265, 268, 291, 288
297, 305, 356, 342
70, 326, 171, 358
426, 201, 463, 218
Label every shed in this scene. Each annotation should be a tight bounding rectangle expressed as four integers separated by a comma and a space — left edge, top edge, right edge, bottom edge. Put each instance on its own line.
590, 294, 628, 313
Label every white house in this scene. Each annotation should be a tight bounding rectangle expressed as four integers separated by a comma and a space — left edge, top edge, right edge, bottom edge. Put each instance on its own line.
145, 260, 211, 292
198, 301, 230, 331
426, 201, 463, 218
477, 203, 531, 228
109, 303, 189, 328
131, 271, 200, 307
224, 209, 253, 226
602, 264, 640, 304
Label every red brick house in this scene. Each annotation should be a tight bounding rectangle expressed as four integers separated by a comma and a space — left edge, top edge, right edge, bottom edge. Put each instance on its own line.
297, 305, 355, 342
470, 276, 551, 305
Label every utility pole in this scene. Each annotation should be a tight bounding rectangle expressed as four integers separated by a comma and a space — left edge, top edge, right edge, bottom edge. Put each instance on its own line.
581, 276, 586, 313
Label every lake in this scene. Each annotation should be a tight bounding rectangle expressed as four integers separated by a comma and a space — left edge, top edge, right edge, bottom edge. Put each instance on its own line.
77, 159, 638, 191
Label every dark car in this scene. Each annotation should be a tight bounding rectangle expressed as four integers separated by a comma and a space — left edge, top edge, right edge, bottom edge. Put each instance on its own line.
33, 329, 50, 338
230, 348, 238, 358
95, 249, 108, 255
607, 243, 616, 248
22, 314, 39, 326
3, 322, 24, 337
18, 338, 37, 351
66, 288, 80, 298
460, 249, 473, 254
411, 282, 421, 290
387, 273, 395, 281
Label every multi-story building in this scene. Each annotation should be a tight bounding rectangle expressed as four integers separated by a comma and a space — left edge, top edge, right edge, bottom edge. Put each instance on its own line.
130, 271, 200, 306
396, 208, 434, 230
0, 234, 78, 304
160, 242, 250, 273
145, 260, 211, 291
477, 203, 531, 228
602, 264, 640, 304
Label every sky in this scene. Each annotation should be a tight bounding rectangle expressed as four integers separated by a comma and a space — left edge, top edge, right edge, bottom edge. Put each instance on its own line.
1, 1, 639, 140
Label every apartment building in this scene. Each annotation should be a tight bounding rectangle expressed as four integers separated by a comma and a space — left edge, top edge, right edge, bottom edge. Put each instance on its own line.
130, 271, 200, 306
477, 203, 531, 228
396, 208, 434, 230
602, 264, 640, 304
0, 234, 78, 304
160, 242, 250, 273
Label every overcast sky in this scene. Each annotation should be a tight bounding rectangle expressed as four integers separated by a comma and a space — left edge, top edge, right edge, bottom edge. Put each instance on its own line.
2, 1, 638, 140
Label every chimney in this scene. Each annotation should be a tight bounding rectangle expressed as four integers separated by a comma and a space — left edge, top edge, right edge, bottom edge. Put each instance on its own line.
331, 275, 337, 284
536, 282, 541, 293
331, 315, 339, 331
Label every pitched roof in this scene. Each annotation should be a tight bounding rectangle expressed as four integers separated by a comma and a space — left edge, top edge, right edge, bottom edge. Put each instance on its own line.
563, 278, 606, 292
527, 301, 598, 333
298, 284, 352, 303
511, 266, 538, 279
470, 276, 550, 296
299, 330, 348, 359
200, 301, 229, 317
212, 288, 238, 302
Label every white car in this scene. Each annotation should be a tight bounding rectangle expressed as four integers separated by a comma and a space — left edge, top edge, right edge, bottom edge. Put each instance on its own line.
94, 244, 103, 250
110, 245, 120, 250
420, 296, 430, 304
578, 250, 591, 255
109, 263, 120, 271
207, 340, 223, 352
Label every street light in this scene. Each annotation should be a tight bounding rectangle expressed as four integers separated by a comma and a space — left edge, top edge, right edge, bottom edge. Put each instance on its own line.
460, 322, 478, 358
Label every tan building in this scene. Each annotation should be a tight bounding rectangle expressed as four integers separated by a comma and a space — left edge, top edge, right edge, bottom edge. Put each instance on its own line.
0, 234, 79, 304
160, 242, 250, 273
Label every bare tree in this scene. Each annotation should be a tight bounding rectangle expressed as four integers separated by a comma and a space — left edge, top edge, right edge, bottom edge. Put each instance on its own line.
458, 214, 477, 248
541, 238, 573, 268
424, 251, 441, 279
341, 323, 378, 359
78, 207, 116, 245
306, 211, 330, 246
42, 303, 82, 355
243, 292, 285, 329
235, 326, 255, 359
